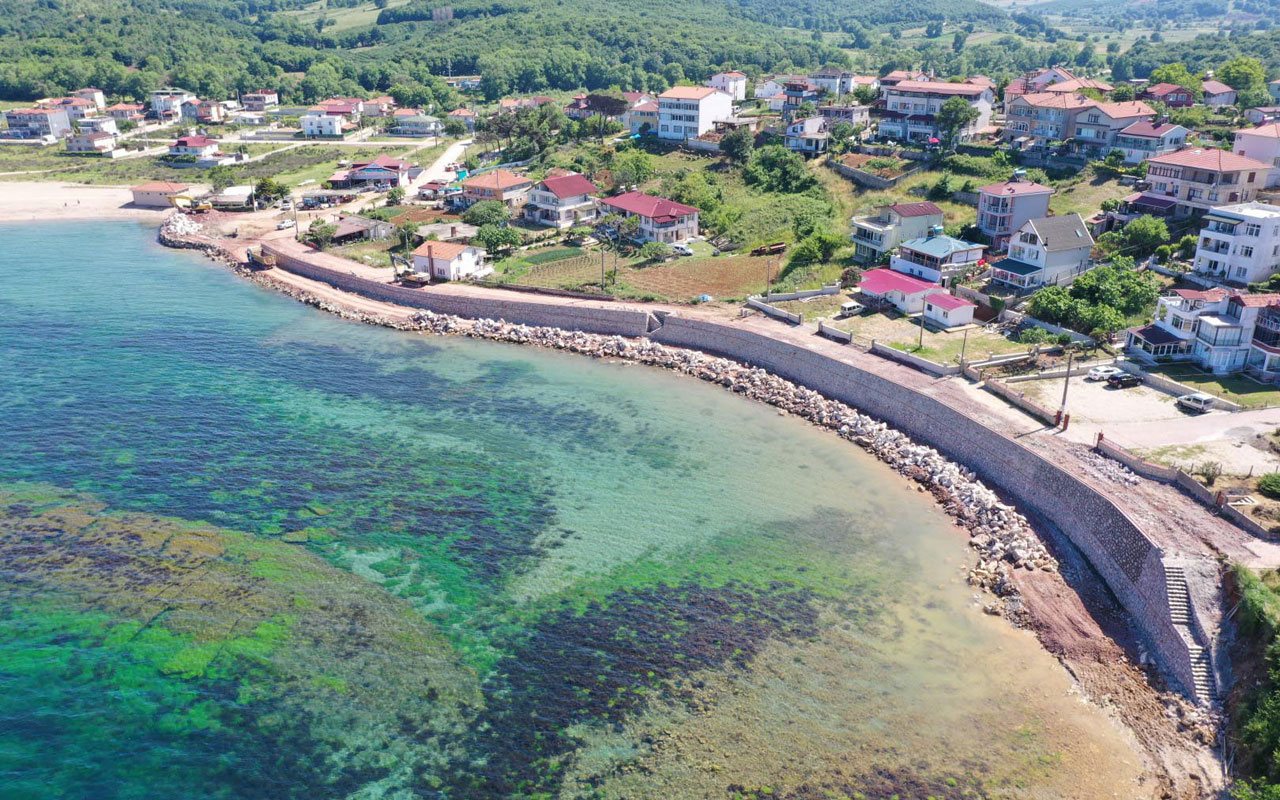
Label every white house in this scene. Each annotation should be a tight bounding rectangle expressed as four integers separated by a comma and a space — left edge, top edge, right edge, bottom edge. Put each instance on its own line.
71, 88, 106, 110
79, 116, 118, 136
1112, 120, 1188, 165
1128, 289, 1280, 376
411, 240, 490, 281
991, 214, 1094, 289
1202, 80, 1238, 107
889, 229, 986, 287
392, 114, 443, 137
523, 172, 599, 229
783, 116, 828, 156
657, 86, 733, 141
856, 267, 939, 314
850, 201, 945, 264
708, 71, 747, 102
3, 107, 73, 139
1191, 202, 1280, 286
877, 81, 993, 143
1233, 123, 1280, 189
168, 135, 219, 158
599, 191, 699, 243
65, 131, 116, 154
301, 113, 345, 137
150, 87, 196, 120
923, 292, 976, 328
130, 181, 190, 207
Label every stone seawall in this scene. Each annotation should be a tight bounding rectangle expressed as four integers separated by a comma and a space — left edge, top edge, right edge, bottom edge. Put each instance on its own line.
649, 315, 1202, 700
261, 243, 655, 337
243, 238, 1205, 702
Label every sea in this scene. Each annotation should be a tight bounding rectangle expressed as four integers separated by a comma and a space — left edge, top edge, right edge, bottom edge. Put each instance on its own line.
0, 220, 1145, 799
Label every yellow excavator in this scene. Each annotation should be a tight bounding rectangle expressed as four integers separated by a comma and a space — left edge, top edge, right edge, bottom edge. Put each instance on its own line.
167, 194, 212, 212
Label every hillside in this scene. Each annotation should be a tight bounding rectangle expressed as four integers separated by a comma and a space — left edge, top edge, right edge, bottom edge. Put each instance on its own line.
0, 0, 1005, 102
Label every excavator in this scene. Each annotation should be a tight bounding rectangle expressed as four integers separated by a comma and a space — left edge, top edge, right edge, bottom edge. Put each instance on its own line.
390, 253, 430, 286
167, 194, 212, 213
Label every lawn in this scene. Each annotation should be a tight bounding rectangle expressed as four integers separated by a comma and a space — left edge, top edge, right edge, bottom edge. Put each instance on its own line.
822, 307, 1027, 364
286, 0, 412, 32
332, 238, 403, 269
1142, 364, 1280, 409
817, 164, 973, 234
1047, 174, 1131, 219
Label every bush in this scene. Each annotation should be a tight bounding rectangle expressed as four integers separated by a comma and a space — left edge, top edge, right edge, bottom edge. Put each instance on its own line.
462, 200, 510, 226
1019, 327, 1050, 344
839, 266, 862, 288
1260, 473, 1280, 499
1156, 244, 1171, 263
638, 241, 671, 262
1195, 460, 1223, 487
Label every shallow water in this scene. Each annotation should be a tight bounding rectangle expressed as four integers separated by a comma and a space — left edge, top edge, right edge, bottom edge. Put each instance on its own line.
0, 221, 1145, 799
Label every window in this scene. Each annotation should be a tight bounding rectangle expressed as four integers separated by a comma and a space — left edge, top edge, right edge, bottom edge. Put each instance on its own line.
1241, 245, 1254, 257
1237, 266, 1248, 278
1246, 223, 1262, 236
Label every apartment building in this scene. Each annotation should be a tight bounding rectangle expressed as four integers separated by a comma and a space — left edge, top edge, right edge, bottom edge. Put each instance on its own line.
783, 116, 829, 156
991, 214, 1094, 288
976, 174, 1053, 251
3, 107, 72, 139
461, 169, 533, 208
657, 86, 732, 141
849, 201, 944, 264
150, 87, 196, 120
707, 71, 748, 102
1069, 101, 1156, 158
242, 90, 280, 112
1003, 92, 1096, 147
1143, 147, 1272, 216
1127, 289, 1280, 376
1233, 123, 1280, 189
889, 227, 986, 286
1191, 202, 1280, 286
1112, 121, 1188, 165
523, 172, 599, 229
877, 81, 993, 143
599, 192, 699, 243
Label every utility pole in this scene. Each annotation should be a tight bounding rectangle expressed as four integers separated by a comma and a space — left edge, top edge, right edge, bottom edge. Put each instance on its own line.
601, 245, 607, 292
1060, 349, 1074, 413
918, 310, 925, 350
764, 257, 774, 296
959, 327, 969, 366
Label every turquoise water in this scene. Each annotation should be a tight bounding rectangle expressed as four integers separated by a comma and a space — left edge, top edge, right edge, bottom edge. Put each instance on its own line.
0, 221, 1145, 799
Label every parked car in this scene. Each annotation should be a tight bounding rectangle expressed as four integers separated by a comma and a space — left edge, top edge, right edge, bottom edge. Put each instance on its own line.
1175, 393, 1214, 413
1087, 365, 1123, 381
276, 219, 293, 230
838, 301, 865, 318
671, 243, 694, 256
1106, 373, 1142, 389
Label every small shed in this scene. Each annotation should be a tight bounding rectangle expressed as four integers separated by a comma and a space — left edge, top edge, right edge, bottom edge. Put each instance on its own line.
923, 292, 975, 328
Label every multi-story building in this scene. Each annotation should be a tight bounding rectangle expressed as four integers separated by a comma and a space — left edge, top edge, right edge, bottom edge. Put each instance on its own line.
104, 102, 145, 123
1068, 100, 1156, 158
816, 104, 870, 127
877, 81, 993, 143
1141, 83, 1195, 108
1112, 121, 1188, 165
447, 107, 478, 131
627, 101, 659, 135
346, 154, 413, 187
301, 113, 345, 137
1128, 289, 1280, 376
990, 214, 1094, 289
3, 107, 72, 139
39, 96, 99, 121
1142, 147, 1272, 216
71, 87, 106, 110
79, 116, 118, 136
707, 71, 748, 102
849, 201, 944, 264
1003, 92, 1096, 147
150, 87, 196, 120
878, 70, 928, 88
656, 86, 732, 141
976, 174, 1053, 251
780, 80, 822, 121
180, 99, 226, 125
1003, 65, 1084, 103
242, 90, 279, 112
889, 228, 986, 286
809, 67, 878, 98
392, 115, 443, 137
65, 130, 116, 154
411, 240, 490, 281
523, 172, 599, 229
599, 191, 699, 243
168, 135, 220, 159
461, 169, 533, 208
1232, 123, 1280, 189
783, 116, 828, 156
1190, 202, 1280, 286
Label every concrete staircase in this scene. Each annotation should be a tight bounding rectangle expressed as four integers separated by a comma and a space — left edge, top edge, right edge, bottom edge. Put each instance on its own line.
1164, 564, 1218, 703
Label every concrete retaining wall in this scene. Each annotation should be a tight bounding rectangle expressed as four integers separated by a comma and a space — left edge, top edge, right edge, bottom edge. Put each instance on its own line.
746, 297, 801, 324
648, 315, 1199, 700
983, 378, 1059, 425
817, 321, 853, 344
763, 284, 841, 303
869, 341, 959, 376
263, 243, 655, 336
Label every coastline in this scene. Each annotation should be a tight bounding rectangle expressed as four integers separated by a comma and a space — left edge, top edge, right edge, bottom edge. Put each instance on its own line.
159, 217, 1224, 798
0, 181, 176, 223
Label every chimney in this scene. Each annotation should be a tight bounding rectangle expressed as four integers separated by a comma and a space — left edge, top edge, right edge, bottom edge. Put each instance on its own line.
427, 243, 434, 264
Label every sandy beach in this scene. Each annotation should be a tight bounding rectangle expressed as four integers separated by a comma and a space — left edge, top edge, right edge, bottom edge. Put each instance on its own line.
0, 181, 185, 223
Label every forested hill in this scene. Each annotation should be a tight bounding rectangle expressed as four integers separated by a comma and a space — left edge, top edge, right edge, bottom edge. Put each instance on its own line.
0, 0, 1004, 102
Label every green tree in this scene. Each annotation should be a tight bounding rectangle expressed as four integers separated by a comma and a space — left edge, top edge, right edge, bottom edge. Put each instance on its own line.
387, 186, 406, 205
395, 221, 418, 252
207, 165, 236, 193
612, 150, 654, 187
1218, 57, 1267, 92
308, 219, 337, 250
1111, 83, 1136, 101
443, 117, 467, 136
743, 145, 817, 193
936, 96, 980, 148
1116, 214, 1170, 257
473, 224, 520, 253
462, 200, 510, 226
720, 126, 755, 164
639, 241, 671, 262
1148, 63, 1201, 97
254, 177, 288, 204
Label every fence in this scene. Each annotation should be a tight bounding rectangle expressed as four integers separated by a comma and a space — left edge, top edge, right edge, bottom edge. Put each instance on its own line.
746, 297, 801, 324
1095, 434, 1273, 539
817, 321, 853, 344
869, 341, 960, 376
1114, 361, 1244, 411
983, 378, 1059, 425
829, 158, 926, 190
763, 284, 841, 303
951, 190, 980, 206
999, 309, 1094, 344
